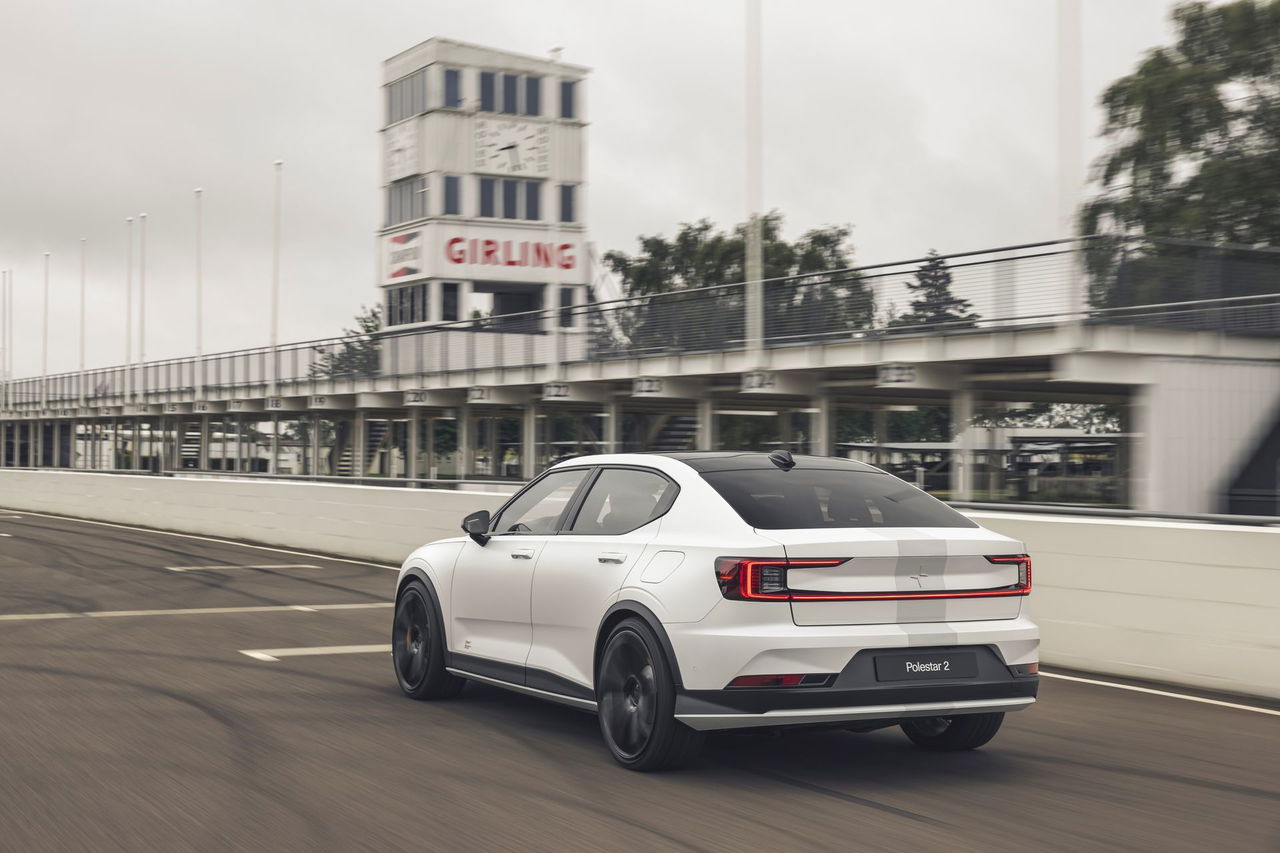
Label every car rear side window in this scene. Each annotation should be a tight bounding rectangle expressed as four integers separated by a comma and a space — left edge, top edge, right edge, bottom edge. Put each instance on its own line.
493, 468, 590, 534
701, 468, 977, 529
570, 468, 678, 534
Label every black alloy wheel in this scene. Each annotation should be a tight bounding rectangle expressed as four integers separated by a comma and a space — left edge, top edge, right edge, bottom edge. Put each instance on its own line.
596, 618, 703, 771
392, 581, 464, 700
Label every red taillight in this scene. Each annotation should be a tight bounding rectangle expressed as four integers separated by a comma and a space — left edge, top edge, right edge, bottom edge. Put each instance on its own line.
986, 555, 1032, 593
715, 557, 846, 601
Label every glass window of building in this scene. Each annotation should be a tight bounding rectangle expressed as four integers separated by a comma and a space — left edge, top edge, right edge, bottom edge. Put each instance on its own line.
387, 69, 429, 124
502, 178, 519, 219
387, 283, 431, 326
524, 76, 542, 116
387, 176, 426, 226
443, 68, 462, 108
501, 73, 519, 114
442, 282, 460, 322
479, 71, 496, 112
525, 180, 541, 220
559, 287, 574, 328
478, 177, 496, 217
444, 175, 461, 215
560, 80, 576, 119
559, 183, 576, 223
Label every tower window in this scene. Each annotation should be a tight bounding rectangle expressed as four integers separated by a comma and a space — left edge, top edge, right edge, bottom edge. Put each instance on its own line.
443, 68, 462, 108
560, 80, 577, 119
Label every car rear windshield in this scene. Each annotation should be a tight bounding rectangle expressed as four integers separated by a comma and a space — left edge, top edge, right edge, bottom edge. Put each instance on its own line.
701, 468, 977, 529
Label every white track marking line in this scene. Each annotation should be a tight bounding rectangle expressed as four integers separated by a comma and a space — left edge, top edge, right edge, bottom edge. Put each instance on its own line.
165, 564, 322, 572
239, 644, 392, 662
1040, 670, 1280, 717
0, 507, 400, 571
0, 602, 391, 622
0, 533, 11, 537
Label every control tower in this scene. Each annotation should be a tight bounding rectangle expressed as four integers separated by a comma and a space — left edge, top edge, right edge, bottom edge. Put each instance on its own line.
378, 38, 590, 332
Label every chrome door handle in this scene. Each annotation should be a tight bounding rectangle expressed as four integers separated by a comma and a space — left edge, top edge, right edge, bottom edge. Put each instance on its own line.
597, 552, 626, 564
511, 548, 536, 560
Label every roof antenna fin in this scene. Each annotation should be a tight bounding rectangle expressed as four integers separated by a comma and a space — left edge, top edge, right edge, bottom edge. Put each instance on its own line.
768, 449, 796, 471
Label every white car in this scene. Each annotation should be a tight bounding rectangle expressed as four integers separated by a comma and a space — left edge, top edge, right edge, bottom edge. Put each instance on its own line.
392, 451, 1039, 771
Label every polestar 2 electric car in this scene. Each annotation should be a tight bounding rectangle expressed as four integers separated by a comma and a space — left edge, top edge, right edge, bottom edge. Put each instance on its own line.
392, 451, 1039, 770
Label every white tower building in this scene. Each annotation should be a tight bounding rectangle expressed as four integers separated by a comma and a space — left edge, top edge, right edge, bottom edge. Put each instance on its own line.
379, 38, 590, 333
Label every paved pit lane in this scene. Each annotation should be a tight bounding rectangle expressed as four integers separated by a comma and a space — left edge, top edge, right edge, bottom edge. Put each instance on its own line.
0, 510, 1275, 852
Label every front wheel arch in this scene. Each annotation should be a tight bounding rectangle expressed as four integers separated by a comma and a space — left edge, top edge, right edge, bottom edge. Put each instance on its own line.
594, 601, 684, 691
396, 567, 449, 650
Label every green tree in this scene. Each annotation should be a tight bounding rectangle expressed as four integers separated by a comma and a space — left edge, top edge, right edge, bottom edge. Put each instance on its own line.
1082, 0, 1280, 245
310, 305, 382, 380
890, 251, 978, 329
600, 213, 872, 354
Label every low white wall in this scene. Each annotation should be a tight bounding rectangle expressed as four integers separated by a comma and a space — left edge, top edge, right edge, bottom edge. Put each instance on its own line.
0, 471, 507, 566
1, 471, 1276, 700
970, 511, 1280, 701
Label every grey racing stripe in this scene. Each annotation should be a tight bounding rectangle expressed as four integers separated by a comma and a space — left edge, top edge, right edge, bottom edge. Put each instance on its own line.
895, 532, 948, 627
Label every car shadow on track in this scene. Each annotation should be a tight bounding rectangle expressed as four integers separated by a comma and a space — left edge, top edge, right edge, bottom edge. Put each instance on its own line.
427, 680, 1030, 789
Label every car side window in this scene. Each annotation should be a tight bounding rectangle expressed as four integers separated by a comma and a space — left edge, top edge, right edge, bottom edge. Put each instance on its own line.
492, 468, 590, 534
569, 468, 677, 535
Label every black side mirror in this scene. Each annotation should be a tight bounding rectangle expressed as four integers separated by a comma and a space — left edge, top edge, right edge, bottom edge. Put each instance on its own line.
462, 510, 492, 545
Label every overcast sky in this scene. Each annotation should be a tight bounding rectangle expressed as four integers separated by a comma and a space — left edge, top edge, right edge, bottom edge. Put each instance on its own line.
0, 0, 1179, 378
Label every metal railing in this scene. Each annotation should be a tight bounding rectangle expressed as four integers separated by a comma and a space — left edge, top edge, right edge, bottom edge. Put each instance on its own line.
4, 235, 1279, 412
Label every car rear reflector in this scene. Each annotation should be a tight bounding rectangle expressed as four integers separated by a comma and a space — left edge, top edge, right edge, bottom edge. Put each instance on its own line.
715, 554, 1032, 602
726, 673, 836, 689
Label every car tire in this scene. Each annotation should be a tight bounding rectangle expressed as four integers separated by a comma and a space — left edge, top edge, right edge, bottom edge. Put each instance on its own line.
900, 712, 1004, 751
596, 617, 704, 771
392, 580, 465, 700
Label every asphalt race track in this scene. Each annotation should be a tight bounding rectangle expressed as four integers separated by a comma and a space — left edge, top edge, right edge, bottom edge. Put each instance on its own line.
0, 509, 1276, 852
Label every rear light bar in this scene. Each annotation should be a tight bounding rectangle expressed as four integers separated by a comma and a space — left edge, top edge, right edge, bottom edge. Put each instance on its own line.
715, 555, 1031, 602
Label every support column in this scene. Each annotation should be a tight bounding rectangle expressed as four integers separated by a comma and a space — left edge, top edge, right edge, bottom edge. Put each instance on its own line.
269, 413, 280, 475
425, 415, 436, 479
309, 415, 321, 477
522, 404, 538, 480
34, 419, 42, 467
811, 395, 834, 458
604, 399, 621, 455
458, 403, 472, 478
198, 416, 210, 471
132, 420, 142, 470
951, 388, 976, 502
407, 407, 420, 486
696, 397, 717, 451
353, 410, 366, 478
873, 407, 889, 468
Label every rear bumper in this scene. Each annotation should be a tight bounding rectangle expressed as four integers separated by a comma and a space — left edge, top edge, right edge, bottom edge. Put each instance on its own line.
664, 602, 1039, 691
676, 695, 1036, 731
674, 643, 1038, 730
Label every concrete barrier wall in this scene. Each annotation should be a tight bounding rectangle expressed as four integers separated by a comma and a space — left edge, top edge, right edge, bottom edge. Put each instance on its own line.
0, 470, 508, 566
2, 471, 1276, 700
970, 511, 1280, 700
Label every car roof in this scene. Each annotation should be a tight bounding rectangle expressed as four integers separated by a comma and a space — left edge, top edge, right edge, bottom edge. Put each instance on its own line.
655, 451, 882, 473
549, 451, 882, 475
